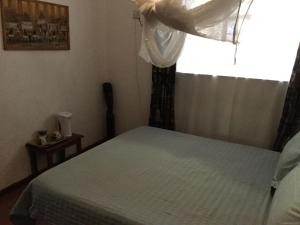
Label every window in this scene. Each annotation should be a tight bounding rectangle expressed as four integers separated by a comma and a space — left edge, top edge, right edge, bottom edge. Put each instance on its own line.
177, 0, 300, 81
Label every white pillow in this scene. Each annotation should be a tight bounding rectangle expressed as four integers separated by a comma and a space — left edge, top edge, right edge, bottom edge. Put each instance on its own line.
267, 165, 300, 225
272, 131, 300, 188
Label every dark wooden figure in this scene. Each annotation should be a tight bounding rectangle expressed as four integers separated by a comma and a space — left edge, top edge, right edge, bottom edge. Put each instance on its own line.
270, 187, 276, 197
103, 82, 115, 140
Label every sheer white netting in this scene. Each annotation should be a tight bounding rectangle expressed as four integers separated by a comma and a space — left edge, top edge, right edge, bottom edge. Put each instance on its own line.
134, 0, 253, 68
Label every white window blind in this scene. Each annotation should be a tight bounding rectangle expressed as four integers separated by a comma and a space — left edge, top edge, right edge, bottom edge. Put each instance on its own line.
177, 0, 300, 81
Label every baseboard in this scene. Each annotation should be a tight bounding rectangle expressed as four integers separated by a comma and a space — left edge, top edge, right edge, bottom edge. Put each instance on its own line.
0, 139, 106, 196
0, 176, 33, 196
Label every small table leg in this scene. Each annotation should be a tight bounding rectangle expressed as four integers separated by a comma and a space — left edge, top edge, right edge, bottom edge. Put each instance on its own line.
47, 152, 54, 169
59, 149, 66, 163
76, 140, 82, 154
28, 149, 38, 177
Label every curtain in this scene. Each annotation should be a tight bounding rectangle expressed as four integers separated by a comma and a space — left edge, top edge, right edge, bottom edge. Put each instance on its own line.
175, 73, 288, 149
134, 0, 253, 68
273, 45, 300, 152
149, 65, 176, 130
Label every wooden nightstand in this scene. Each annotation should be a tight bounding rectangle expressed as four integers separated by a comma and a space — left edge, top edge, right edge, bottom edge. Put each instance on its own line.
26, 133, 84, 177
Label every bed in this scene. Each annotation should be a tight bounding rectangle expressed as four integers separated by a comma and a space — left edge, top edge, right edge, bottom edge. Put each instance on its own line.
11, 126, 279, 225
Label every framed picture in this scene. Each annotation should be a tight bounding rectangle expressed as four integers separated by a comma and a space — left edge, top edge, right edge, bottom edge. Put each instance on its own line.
1, 0, 70, 50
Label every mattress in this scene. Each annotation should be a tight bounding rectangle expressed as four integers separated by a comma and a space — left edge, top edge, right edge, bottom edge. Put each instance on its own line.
11, 127, 279, 225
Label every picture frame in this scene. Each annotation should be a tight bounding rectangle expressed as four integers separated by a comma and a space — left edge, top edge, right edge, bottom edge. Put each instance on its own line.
1, 0, 70, 50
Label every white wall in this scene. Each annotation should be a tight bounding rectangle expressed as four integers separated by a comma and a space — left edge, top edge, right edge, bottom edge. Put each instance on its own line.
105, 0, 152, 134
0, 0, 109, 190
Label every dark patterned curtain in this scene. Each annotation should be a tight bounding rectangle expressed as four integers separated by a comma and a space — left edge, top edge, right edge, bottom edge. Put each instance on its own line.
273, 44, 300, 152
149, 64, 176, 130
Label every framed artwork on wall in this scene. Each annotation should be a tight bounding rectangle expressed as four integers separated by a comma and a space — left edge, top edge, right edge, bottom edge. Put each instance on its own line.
0, 0, 70, 50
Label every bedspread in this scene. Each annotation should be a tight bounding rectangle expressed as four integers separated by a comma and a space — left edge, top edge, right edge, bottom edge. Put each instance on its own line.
11, 127, 279, 225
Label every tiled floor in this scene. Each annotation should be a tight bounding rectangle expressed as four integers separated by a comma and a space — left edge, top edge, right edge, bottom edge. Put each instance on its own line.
0, 186, 25, 225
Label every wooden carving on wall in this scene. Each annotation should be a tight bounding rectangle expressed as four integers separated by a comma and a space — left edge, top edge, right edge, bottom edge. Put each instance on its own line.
103, 82, 116, 140
1, 0, 70, 50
